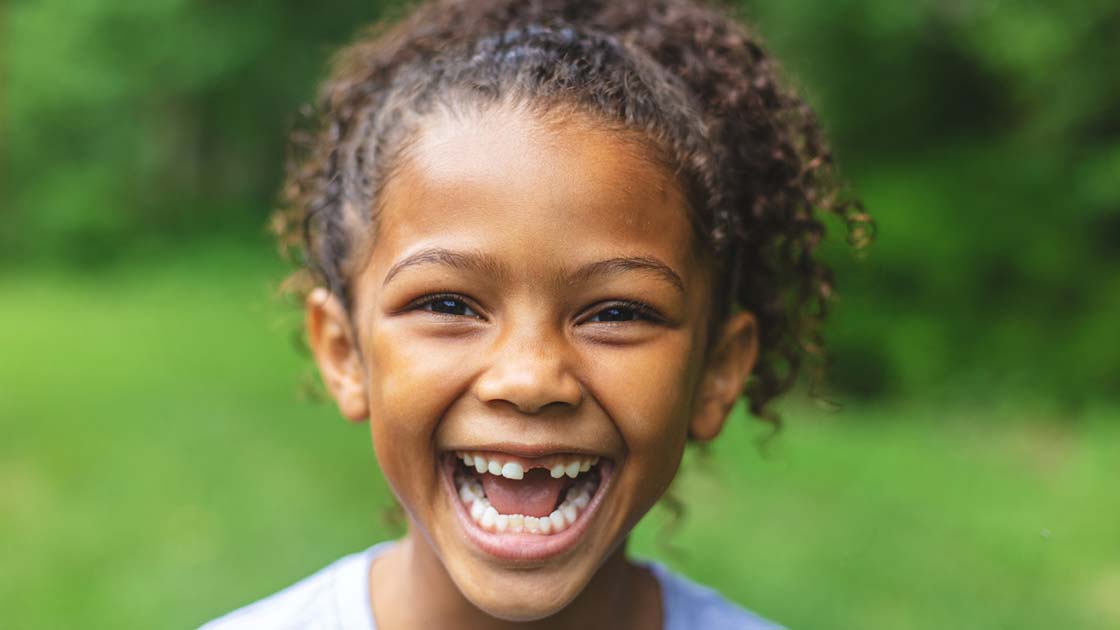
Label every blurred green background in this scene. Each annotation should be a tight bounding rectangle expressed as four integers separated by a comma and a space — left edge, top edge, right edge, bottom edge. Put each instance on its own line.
2, 1, 1118, 628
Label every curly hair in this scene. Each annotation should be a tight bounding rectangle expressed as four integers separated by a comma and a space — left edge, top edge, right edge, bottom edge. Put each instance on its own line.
273, 0, 871, 427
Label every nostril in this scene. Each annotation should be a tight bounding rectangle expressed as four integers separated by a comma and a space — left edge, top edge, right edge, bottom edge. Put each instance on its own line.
483, 392, 579, 415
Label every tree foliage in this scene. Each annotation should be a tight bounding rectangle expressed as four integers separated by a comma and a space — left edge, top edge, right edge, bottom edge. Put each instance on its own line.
4, 0, 1117, 403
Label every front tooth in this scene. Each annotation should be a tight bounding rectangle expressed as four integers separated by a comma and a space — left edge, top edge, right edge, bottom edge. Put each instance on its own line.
550, 464, 566, 479
524, 516, 540, 533
474, 456, 488, 474
481, 506, 498, 529
579, 459, 591, 472
564, 461, 581, 478
501, 462, 524, 480
549, 509, 566, 531
487, 460, 502, 476
509, 514, 524, 533
462, 452, 474, 466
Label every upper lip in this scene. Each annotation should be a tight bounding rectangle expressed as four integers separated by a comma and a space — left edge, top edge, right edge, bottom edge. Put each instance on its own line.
443, 443, 610, 460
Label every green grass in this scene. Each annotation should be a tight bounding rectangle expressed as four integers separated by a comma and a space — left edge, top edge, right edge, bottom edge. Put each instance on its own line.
1, 245, 1116, 629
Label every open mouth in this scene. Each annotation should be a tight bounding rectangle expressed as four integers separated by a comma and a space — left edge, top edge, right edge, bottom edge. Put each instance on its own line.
447, 451, 609, 539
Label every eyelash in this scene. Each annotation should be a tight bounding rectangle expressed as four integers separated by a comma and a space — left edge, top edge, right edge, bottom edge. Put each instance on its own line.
406, 294, 663, 324
584, 300, 663, 324
407, 293, 483, 319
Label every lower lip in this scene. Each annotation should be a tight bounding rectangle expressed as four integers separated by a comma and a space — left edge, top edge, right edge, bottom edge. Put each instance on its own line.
441, 455, 615, 563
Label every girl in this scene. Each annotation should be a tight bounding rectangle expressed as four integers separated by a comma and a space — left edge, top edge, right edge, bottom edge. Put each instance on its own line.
206, 0, 866, 627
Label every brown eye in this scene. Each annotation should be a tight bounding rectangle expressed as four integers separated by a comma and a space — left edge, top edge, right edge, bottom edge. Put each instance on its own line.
413, 294, 481, 318
589, 306, 638, 322
585, 301, 662, 324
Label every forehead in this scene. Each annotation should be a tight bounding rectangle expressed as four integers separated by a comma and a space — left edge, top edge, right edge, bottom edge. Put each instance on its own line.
369, 104, 700, 286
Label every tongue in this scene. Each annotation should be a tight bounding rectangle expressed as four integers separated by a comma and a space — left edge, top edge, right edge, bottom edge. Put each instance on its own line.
481, 468, 570, 518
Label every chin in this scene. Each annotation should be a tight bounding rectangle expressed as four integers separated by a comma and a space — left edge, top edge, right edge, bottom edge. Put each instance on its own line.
455, 569, 587, 622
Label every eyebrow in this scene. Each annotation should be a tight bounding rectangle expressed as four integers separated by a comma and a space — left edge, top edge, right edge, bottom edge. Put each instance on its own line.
382, 247, 685, 294
567, 256, 685, 295
383, 248, 510, 287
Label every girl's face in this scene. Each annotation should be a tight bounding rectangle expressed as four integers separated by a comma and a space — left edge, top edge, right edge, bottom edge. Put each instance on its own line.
308, 104, 756, 621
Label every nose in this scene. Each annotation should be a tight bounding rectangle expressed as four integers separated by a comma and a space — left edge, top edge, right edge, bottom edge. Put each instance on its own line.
473, 325, 583, 414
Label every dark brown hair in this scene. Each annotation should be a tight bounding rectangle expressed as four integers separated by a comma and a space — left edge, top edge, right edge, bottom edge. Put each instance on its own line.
273, 0, 871, 426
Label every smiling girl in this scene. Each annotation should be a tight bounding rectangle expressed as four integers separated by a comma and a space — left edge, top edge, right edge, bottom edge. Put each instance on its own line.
203, 0, 866, 628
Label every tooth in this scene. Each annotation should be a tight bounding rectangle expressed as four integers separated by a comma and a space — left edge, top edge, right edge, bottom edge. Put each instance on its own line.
481, 506, 498, 529
470, 499, 485, 521
495, 514, 509, 533
524, 516, 540, 533
538, 516, 552, 534
591, 456, 600, 466
549, 509, 566, 531
459, 484, 474, 503
509, 514, 524, 533
550, 464, 565, 479
487, 460, 502, 476
474, 456, 488, 474
573, 491, 589, 510
501, 462, 524, 480
564, 461, 580, 478
462, 453, 475, 466
579, 459, 591, 472
562, 504, 578, 523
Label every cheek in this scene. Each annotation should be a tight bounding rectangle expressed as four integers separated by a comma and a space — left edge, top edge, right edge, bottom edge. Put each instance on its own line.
362, 323, 477, 485
586, 332, 698, 462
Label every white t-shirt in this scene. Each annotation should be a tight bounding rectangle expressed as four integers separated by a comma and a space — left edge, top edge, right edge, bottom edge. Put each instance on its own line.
200, 542, 782, 629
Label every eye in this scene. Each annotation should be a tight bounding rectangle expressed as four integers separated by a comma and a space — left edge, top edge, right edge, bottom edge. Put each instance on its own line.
584, 300, 662, 324
410, 294, 482, 319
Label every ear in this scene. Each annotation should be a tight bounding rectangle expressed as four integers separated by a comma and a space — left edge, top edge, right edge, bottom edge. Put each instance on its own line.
689, 311, 759, 442
306, 287, 369, 422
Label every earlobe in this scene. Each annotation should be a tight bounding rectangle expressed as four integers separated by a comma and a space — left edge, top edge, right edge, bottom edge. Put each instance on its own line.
306, 287, 370, 422
689, 311, 758, 442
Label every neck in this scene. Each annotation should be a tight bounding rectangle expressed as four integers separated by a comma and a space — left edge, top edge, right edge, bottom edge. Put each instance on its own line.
370, 529, 661, 630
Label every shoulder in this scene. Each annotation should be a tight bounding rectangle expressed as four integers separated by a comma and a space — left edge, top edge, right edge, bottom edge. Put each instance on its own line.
198, 543, 391, 630
649, 562, 785, 630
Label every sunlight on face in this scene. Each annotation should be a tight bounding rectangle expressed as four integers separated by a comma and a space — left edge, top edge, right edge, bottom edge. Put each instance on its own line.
351, 103, 716, 620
